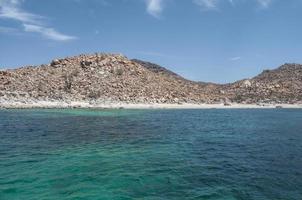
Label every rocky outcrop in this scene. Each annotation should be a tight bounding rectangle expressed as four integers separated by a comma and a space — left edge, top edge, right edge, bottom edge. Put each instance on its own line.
0, 54, 301, 105
221, 63, 302, 104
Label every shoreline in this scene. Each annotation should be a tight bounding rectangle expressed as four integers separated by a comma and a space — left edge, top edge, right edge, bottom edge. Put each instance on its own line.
1, 100, 302, 109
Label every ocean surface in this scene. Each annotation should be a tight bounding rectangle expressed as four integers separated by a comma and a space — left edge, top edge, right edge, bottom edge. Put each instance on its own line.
0, 109, 302, 200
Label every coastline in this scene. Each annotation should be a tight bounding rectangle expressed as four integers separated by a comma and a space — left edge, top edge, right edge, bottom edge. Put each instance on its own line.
1, 100, 302, 109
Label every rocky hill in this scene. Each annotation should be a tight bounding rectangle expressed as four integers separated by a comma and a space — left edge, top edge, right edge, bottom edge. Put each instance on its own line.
0, 53, 301, 106
0, 53, 222, 105
131, 59, 185, 80
221, 63, 302, 104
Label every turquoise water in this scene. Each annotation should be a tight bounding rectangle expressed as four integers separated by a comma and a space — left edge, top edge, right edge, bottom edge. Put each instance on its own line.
0, 109, 302, 200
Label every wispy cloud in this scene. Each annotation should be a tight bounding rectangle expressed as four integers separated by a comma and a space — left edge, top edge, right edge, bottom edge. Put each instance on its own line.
23, 24, 77, 41
229, 56, 241, 61
193, 0, 218, 10
0, 0, 43, 24
74, 0, 110, 6
146, 0, 164, 18
257, 0, 272, 8
0, 0, 76, 41
193, 0, 274, 10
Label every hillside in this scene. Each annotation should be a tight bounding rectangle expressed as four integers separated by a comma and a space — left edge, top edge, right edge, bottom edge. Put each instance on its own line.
0, 53, 222, 105
131, 59, 185, 80
0, 53, 301, 106
221, 63, 302, 104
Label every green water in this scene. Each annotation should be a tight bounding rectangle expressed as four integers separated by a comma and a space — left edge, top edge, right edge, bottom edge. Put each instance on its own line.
1, 109, 302, 199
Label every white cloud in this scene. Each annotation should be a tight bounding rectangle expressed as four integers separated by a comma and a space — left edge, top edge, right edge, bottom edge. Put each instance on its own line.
193, 0, 274, 10
23, 24, 77, 41
0, 0, 76, 41
146, 0, 163, 18
229, 56, 241, 61
0, 0, 43, 24
193, 0, 218, 10
228, 0, 234, 6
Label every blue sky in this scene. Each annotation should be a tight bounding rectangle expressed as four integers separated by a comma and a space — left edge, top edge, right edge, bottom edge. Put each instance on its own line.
1, 0, 302, 83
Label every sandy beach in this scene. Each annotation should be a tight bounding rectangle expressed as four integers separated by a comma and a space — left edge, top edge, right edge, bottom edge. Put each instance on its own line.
1, 100, 302, 109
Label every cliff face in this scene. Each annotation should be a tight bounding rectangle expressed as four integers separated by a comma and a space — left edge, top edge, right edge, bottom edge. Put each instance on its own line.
0, 54, 301, 104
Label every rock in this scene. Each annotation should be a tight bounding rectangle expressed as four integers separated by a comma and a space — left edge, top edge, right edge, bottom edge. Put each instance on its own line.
243, 80, 252, 88
51, 59, 60, 66
0, 54, 301, 105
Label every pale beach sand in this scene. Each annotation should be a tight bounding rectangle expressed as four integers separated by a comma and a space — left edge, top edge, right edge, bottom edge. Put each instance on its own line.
1, 100, 302, 109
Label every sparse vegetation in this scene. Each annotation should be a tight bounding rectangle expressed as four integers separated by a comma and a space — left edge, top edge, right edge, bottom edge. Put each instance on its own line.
63, 69, 79, 92
88, 90, 101, 99
115, 68, 123, 76
1, 54, 302, 105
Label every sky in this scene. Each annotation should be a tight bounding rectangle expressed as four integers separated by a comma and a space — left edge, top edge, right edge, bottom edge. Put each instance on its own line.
1, 0, 302, 83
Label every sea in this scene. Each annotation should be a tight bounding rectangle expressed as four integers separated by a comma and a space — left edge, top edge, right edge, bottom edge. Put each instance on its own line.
0, 109, 302, 200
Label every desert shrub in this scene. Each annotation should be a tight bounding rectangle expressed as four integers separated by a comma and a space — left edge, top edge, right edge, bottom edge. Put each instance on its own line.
116, 68, 123, 76
88, 90, 101, 99
233, 95, 244, 103
62, 69, 79, 92
63, 74, 73, 92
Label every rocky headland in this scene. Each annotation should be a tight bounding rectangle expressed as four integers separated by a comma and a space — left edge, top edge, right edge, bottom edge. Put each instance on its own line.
0, 53, 302, 108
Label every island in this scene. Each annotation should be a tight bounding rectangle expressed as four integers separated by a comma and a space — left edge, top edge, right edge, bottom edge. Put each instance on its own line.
1, 53, 301, 109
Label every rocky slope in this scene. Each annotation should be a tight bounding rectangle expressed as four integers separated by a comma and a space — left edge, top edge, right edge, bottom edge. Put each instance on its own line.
0, 53, 221, 104
131, 59, 185, 80
221, 63, 302, 104
0, 53, 301, 105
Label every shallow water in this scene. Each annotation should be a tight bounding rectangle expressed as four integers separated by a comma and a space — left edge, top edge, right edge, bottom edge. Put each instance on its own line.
0, 109, 302, 200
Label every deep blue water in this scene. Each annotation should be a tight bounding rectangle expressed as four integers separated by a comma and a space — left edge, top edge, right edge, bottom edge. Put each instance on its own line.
0, 109, 302, 200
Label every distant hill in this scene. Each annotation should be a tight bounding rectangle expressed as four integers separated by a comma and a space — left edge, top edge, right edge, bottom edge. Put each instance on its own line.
221, 63, 302, 104
0, 53, 301, 105
131, 59, 184, 80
